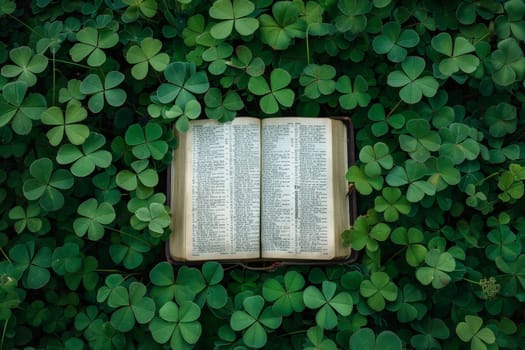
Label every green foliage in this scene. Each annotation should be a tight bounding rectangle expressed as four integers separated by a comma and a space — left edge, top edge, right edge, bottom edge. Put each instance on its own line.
1, 1, 525, 349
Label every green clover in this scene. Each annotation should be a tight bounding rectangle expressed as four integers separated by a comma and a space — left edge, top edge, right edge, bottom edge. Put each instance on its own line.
1, 46, 48, 86
456, 315, 496, 350
248, 68, 295, 114
0, 81, 47, 135
204, 88, 243, 122
416, 249, 456, 289
431, 33, 480, 76
80, 71, 127, 113
69, 27, 119, 67
259, 1, 306, 50
303, 281, 353, 329
387, 56, 439, 104
336, 75, 371, 110
209, 0, 259, 39
300, 64, 336, 100
73, 198, 116, 240
373, 21, 419, 63
125, 122, 169, 160
374, 187, 411, 222
262, 270, 305, 316
335, 0, 372, 34
56, 132, 112, 177
126, 37, 169, 80
156, 62, 209, 106
41, 100, 90, 146
121, 0, 157, 23
360, 272, 398, 312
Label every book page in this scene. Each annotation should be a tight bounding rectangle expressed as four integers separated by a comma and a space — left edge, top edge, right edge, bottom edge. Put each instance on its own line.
261, 118, 337, 259
170, 118, 261, 261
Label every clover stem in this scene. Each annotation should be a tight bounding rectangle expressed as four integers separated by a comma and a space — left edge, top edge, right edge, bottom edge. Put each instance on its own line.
383, 246, 407, 267
104, 226, 153, 247
0, 247, 10, 264
386, 99, 403, 119
6, 14, 41, 37
463, 278, 481, 285
305, 25, 311, 65
0, 318, 7, 350
476, 171, 500, 186
53, 59, 92, 70
52, 53, 56, 106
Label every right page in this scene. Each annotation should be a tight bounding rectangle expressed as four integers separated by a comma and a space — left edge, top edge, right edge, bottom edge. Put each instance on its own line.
260, 118, 350, 260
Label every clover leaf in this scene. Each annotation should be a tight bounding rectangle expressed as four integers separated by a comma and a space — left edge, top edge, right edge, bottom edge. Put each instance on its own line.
110, 231, 152, 269
209, 0, 259, 39
335, 0, 372, 34
262, 270, 305, 316
373, 22, 419, 63
427, 156, 461, 191
149, 262, 178, 306
8, 204, 43, 233
80, 71, 127, 113
149, 301, 202, 348
416, 249, 455, 289
1, 46, 48, 86
163, 99, 202, 133
134, 202, 171, 237
495, 255, 525, 295
195, 262, 228, 309
116, 159, 158, 192
360, 272, 398, 312
411, 318, 450, 349
303, 281, 353, 329
69, 27, 119, 67
23, 157, 74, 211
230, 295, 282, 348
387, 283, 427, 323
336, 75, 371, 110
300, 64, 336, 100
439, 123, 480, 164
391, 227, 428, 267
259, 1, 306, 50
121, 0, 157, 23
399, 119, 441, 162
456, 315, 496, 350
495, 0, 525, 40
41, 100, 89, 146
125, 122, 169, 160
431, 33, 480, 76
202, 43, 233, 75
497, 164, 525, 202
8, 241, 51, 289
349, 328, 403, 350
359, 142, 393, 177
0, 81, 47, 135
386, 160, 435, 202
248, 68, 295, 114
346, 165, 383, 195
367, 103, 405, 137
73, 198, 116, 240
484, 102, 517, 138
105, 281, 156, 333
486, 225, 521, 262
126, 37, 169, 80
156, 62, 209, 106
51, 242, 82, 276
490, 38, 525, 86
204, 88, 243, 122
56, 132, 112, 177
303, 326, 338, 350
387, 56, 439, 104
374, 187, 411, 222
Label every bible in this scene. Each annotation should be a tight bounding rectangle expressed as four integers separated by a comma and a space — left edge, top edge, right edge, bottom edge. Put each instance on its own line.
169, 117, 351, 262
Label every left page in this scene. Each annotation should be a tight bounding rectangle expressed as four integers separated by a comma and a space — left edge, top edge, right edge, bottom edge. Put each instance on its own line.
170, 118, 261, 261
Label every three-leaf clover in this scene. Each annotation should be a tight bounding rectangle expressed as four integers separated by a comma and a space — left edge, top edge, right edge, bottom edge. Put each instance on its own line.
386, 160, 435, 202
349, 328, 403, 350
23, 157, 74, 211
56, 132, 112, 177
439, 123, 480, 164
248, 68, 295, 114
0, 81, 47, 135
156, 62, 209, 106
303, 281, 353, 329
69, 27, 119, 67
149, 301, 202, 349
390, 227, 428, 267
125, 37, 169, 80
431, 33, 480, 76
367, 103, 405, 137
230, 295, 282, 349
484, 102, 517, 138
335, 0, 372, 34
373, 22, 420, 63
73, 198, 116, 240
399, 119, 441, 162
106, 282, 156, 333
204, 88, 243, 122
163, 99, 202, 133
489, 38, 525, 86
110, 231, 152, 269
346, 165, 384, 195
134, 202, 171, 237
125, 122, 169, 160
374, 187, 411, 222
1, 46, 48, 86
116, 159, 159, 191
209, 0, 259, 39
300, 64, 336, 100
8, 204, 43, 234
41, 100, 90, 146
259, 1, 306, 50
456, 315, 496, 350
416, 249, 456, 289
387, 56, 439, 104
121, 0, 157, 23
262, 270, 305, 316
336, 75, 371, 110
360, 272, 398, 312
8, 241, 51, 289
359, 142, 393, 177
80, 71, 127, 113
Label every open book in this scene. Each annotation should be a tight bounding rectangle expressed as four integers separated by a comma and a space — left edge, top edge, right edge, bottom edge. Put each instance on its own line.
169, 117, 351, 261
